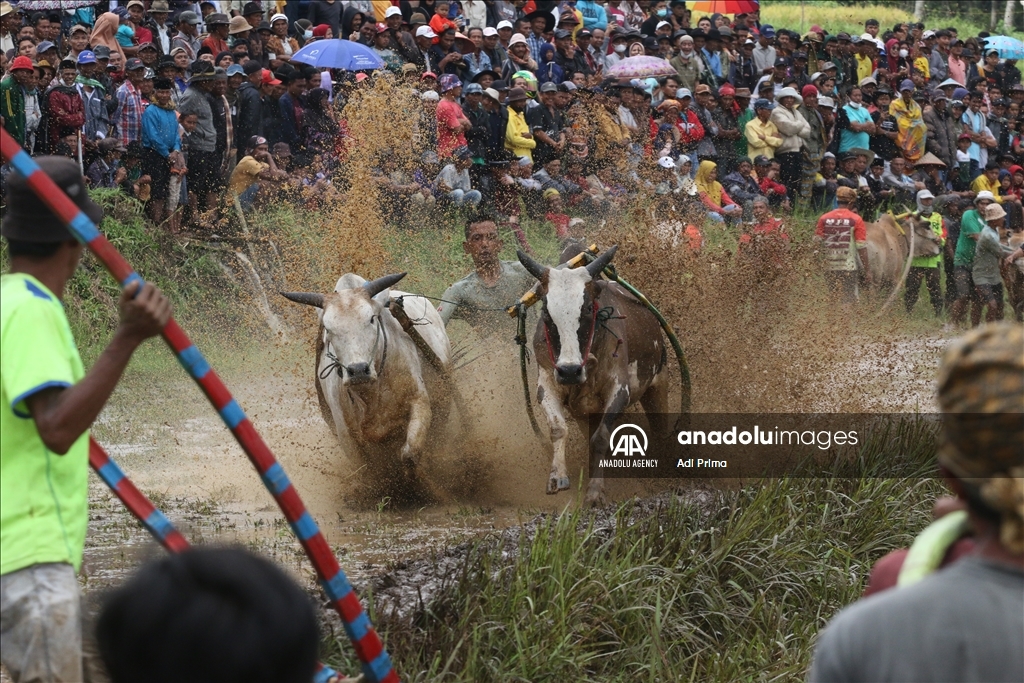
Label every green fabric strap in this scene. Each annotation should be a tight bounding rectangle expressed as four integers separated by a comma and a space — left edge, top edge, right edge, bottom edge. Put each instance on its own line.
897, 509, 970, 587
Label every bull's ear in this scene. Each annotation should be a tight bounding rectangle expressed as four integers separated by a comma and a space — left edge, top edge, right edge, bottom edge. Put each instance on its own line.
280, 292, 325, 308
586, 245, 618, 278
517, 249, 548, 280
364, 272, 406, 298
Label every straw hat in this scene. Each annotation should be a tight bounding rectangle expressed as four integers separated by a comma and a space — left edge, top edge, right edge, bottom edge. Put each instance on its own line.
915, 152, 947, 168
229, 16, 251, 34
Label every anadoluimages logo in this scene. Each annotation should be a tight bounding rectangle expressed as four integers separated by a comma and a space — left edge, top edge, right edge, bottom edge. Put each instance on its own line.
609, 423, 648, 457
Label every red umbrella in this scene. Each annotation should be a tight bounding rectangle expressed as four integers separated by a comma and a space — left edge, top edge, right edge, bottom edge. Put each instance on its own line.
689, 0, 760, 14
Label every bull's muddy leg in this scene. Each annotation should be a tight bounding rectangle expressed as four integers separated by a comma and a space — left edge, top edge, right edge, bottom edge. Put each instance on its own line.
400, 389, 432, 472
537, 372, 570, 494
586, 385, 631, 506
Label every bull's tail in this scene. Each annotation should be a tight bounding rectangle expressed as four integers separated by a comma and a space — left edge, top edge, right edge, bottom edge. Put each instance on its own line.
877, 218, 916, 316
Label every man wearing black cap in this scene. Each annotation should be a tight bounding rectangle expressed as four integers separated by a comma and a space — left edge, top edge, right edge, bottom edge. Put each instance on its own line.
0, 156, 171, 683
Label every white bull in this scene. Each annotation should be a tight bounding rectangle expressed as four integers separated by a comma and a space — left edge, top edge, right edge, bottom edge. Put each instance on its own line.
281, 273, 451, 473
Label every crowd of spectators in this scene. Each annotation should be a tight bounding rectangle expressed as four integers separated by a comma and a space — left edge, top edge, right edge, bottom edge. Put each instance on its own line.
1, 0, 1023, 317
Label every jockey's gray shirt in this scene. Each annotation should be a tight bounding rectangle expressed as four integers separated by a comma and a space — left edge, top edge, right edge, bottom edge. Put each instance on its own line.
439, 261, 535, 329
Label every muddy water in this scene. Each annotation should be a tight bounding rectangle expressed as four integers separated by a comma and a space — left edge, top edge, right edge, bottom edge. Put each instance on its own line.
81, 322, 948, 599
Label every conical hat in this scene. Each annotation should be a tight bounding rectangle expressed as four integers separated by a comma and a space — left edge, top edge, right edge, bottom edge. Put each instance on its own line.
916, 152, 947, 168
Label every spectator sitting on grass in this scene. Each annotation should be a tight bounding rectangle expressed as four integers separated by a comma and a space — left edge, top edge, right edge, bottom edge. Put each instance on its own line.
228, 135, 289, 212
435, 145, 482, 207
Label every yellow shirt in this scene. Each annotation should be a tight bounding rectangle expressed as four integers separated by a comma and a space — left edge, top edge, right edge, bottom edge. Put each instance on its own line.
856, 54, 874, 83
913, 56, 930, 80
505, 108, 536, 162
744, 117, 783, 160
228, 155, 268, 198
970, 173, 1004, 203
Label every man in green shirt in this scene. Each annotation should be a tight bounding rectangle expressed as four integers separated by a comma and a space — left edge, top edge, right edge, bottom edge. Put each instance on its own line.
948, 190, 993, 329
0, 156, 171, 682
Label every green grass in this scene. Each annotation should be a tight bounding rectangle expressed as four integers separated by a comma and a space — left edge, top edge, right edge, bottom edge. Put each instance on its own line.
320, 417, 945, 681
759, 2, 1024, 40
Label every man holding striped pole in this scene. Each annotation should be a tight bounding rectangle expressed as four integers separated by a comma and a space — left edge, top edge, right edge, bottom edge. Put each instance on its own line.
0, 156, 171, 682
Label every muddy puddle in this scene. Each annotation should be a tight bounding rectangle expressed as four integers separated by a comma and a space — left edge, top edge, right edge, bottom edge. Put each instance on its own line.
80, 323, 950, 600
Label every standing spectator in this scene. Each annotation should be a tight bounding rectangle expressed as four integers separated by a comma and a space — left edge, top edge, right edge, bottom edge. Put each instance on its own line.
712, 84, 742, 177
962, 90, 995, 171
90, 13, 126, 65
277, 71, 306, 153
235, 60, 265, 161
769, 86, 809, 203
300, 88, 340, 172
752, 25, 776, 76
171, 11, 203, 63
141, 77, 182, 226
308, 0, 343, 38
670, 34, 704, 92
949, 191, 994, 328
837, 87, 875, 153
973, 203, 1016, 322
924, 92, 958, 169
179, 63, 219, 212
147, 1, 174, 56
800, 84, 828, 205
77, 52, 111, 153
0, 56, 35, 147
201, 14, 231, 57
904, 189, 946, 317
115, 58, 147, 146
0, 157, 171, 683
504, 86, 536, 161
892, 79, 927, 162
745, 98, 782, 161
39, 60, 85, 157
814, 186, 871, 302
437, 74, 471, 158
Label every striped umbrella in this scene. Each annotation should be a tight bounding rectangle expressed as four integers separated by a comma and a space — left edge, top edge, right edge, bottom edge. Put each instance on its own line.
689, 0, 760, 14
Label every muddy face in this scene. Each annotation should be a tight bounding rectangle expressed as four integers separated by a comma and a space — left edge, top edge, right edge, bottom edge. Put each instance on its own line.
322, 290, 387, 386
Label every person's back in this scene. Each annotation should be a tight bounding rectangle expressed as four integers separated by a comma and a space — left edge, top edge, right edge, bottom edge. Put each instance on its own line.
809, 556, 1023, 682
809, 323, 1024, 683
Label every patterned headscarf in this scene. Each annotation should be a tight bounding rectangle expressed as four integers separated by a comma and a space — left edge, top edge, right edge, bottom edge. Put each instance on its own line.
937, 323, 1024, 553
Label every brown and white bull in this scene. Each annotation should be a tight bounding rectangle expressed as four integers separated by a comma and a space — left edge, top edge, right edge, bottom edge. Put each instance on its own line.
863, 213, 944, 287
281, 273, 451, 473
518, 246, 670, 505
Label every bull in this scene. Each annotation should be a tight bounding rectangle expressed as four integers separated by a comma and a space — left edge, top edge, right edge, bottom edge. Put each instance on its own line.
517, 246, 670, 506
281, 273, 451, 474
863, 213, 944, 288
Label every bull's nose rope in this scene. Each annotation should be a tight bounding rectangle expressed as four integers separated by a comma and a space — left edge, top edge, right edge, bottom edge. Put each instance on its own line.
0, 129, 399, 683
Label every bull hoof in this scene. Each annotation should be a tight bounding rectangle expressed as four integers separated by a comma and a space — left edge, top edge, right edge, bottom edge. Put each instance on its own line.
546, 475, 571, 494
584, 485, 606, 507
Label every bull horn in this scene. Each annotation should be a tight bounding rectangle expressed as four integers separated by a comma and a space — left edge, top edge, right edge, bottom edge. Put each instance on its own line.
585, 244, 619, 278
517, 249, 549, 280
280, 292, 325, 308
363, 272, 407, 298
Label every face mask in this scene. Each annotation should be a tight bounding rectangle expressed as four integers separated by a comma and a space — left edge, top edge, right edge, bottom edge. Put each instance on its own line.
899, 49, 908, 58
848, 101, 861, 109
656, 8, 668, 17
304, 29, 313, 39
614, 43, 626, 53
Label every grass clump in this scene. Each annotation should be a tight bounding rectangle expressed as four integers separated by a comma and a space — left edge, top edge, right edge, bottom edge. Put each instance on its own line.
320, 417, 945, 682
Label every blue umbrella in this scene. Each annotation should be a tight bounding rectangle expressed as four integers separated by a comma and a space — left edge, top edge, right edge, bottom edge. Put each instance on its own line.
983, 35, 1024, 60
290, 39, 384, 70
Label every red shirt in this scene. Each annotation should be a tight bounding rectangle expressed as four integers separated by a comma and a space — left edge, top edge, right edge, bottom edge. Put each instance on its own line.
816, 207, 866, 271
435, 98, 467, 158
546, 211, 570, 239
202, 36, 229, 56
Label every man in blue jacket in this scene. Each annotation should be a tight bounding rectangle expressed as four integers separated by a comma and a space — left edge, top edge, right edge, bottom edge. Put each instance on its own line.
575, 1, 607, 31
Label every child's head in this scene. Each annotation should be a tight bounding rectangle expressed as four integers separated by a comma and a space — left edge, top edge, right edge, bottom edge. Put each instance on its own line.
957, 134, 972, 150
180, 112, 199, 133
544, 188, 563, 212
434, 1, 449, 17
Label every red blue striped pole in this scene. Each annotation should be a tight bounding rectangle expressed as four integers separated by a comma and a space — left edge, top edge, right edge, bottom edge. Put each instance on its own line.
88, 437, 341, 683
1, 130, 397, 683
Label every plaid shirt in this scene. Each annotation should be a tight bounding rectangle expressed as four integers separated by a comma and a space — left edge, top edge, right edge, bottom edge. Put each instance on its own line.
116, 81, 144, 146
527, 32, 545, 66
